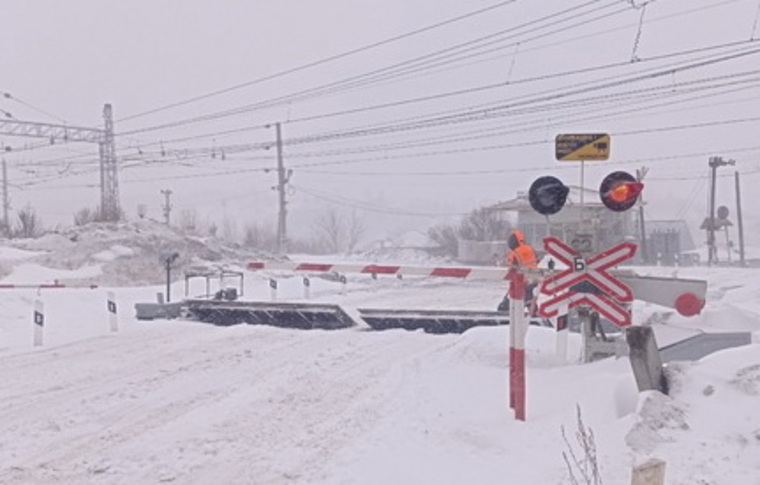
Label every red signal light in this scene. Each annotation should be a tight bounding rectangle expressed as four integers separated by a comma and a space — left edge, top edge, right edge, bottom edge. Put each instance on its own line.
599, 171, 643, 212
609, 182, 643, 203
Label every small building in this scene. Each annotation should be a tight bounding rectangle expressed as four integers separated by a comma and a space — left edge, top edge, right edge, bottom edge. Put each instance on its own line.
487, 185, 639, 258
646, 220, 697, 266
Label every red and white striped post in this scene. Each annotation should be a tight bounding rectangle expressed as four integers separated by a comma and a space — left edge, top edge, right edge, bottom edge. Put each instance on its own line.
508, 268, 528, 421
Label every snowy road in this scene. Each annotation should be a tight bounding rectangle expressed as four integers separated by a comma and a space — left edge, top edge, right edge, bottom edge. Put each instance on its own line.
0, 321, 462, 484
2, 262, 759, 484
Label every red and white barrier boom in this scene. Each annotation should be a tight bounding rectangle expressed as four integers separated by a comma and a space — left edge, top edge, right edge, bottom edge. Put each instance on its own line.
247, 261, 511, 280
0, 282, 98, 289
247, 259, 707, 317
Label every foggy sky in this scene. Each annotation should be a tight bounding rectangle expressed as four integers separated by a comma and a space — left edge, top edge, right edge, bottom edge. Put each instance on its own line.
2, 0, 760, 246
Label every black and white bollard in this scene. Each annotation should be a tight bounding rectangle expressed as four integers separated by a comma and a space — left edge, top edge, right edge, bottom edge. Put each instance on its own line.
269, 278, 278, 301
339, 274, 347, 295
303, 277, 311, 300
107, 291, 118, 332
33, 300, 44, 347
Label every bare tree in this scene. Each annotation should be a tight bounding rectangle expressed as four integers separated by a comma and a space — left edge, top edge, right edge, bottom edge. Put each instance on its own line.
14, 204, 43, 238
346, 210, 366, 253
428, 224, 458, 257
459, 207, 511, 241
315, 209, 344, 253
220, 216, 238, 243
179, 208, 198, 234
74, 207, 96, 226
207, 221, 218, 238
243, 223, 277, 251
428, 208, 511, 258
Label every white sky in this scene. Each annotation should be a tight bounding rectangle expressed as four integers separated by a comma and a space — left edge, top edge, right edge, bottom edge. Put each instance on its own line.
2, 0, 760, 244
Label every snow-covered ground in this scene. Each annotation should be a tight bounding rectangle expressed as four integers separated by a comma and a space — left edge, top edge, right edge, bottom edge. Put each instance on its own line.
1, 227, 759, 484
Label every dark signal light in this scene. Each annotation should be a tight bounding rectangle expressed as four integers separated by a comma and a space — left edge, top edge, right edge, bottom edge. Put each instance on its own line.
528, 175, 570, 215
599, 171, 643, 212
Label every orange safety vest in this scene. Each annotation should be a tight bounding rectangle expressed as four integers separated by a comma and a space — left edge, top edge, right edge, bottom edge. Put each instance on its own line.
506, 230, 538, 268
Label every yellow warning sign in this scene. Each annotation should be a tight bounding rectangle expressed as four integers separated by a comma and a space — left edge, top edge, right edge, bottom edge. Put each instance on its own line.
555, 134, 610, 161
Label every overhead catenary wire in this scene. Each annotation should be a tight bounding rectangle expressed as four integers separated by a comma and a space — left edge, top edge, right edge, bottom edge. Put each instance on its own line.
116, 0, 622, 136
293, 184, 467, 218
8, 1, 756, 200
16, 56, 760, 182
116, 0, 521, 123
38, 35, 756, 167
16, 72, 760, 187
116, 0, 739, 138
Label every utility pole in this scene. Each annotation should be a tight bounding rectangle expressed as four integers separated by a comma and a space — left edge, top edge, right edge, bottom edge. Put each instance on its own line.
707, 156, 735, 266
161, 189, 173, 225
273, 122, 292, 254
636, 167, 649, 264
100, 103, 120, 221
1, 155, 8, 236
735, 171, 746, 267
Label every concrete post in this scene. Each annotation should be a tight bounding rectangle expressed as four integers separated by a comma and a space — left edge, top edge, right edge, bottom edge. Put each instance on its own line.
626, 326, 668, 394
631, 458, 666, 485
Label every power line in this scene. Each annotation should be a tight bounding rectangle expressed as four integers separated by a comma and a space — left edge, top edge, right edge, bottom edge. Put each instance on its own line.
272, 47, 760, 150
117, 1, 619, 135
117, 0, 521, 122
294, 184, 467, 218
116, 0, 738, 137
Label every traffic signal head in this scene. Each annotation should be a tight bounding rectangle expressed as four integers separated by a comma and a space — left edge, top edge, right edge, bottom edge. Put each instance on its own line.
528, 175, 570, 215
599, 171, 643, 212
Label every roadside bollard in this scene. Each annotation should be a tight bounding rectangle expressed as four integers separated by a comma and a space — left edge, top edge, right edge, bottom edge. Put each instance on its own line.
269, 278, 278, 302
107, 291, 118, 332
33, 300, 44, 347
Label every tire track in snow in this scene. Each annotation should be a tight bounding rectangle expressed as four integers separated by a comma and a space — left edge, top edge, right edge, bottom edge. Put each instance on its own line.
0, 326, 359, 484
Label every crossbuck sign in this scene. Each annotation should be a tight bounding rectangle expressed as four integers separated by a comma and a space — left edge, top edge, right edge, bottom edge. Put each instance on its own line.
538, 237, 637, 327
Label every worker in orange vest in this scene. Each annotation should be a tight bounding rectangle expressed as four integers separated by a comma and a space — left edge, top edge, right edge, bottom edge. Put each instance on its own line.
498, 229, 539, 312
506, 229, 538, 268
